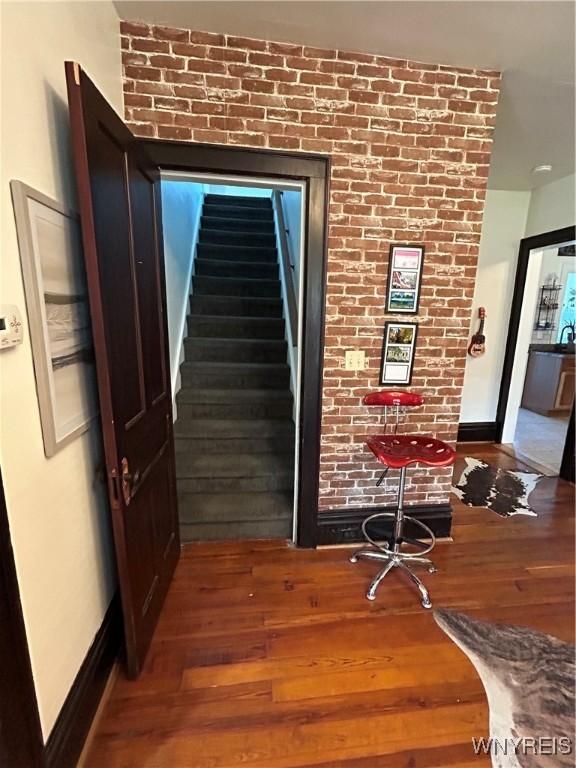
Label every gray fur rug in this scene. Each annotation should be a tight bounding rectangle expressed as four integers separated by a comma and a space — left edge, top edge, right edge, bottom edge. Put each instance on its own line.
435, 609, 575, 768
452, 457, 541, 517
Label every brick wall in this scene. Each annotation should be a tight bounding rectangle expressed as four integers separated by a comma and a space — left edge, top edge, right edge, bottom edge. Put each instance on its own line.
120, 20, 501, 511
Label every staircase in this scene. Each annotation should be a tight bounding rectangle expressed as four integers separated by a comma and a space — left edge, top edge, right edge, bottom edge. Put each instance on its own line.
175, 194, 295, 542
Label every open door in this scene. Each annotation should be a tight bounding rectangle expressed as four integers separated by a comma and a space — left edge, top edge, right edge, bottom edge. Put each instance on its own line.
65, 62, 180, 677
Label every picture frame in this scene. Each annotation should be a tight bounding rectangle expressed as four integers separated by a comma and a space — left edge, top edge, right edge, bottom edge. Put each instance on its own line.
379, 321, 418, 385
385, 244, 425, 315
10, 181, 98, 457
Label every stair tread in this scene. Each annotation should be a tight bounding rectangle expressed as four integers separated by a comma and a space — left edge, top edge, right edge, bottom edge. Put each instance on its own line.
182, 360, 289, 369
186, 337, 287, 347
176, 452, 294, 478
177, 388, 292, 403
194, 274, 280, 285
198, 242, 276, 253
195, 258, 277, 269
188, 313, 284, 321
201, 216, 274, 226
205, 195, 271, 206
191, 295, 281, 303
174, 419, 295, 438
177, 491, 293, 522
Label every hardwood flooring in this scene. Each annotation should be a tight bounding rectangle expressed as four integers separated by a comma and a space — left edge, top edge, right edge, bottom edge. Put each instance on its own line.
86, 445, 575, 767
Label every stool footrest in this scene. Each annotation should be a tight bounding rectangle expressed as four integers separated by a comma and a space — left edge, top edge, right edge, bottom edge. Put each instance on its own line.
353, 507, 437, 606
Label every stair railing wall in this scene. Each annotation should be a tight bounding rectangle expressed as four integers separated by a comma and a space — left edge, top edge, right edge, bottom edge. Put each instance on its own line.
272, 190, 300, 403
169, 187, 205, 419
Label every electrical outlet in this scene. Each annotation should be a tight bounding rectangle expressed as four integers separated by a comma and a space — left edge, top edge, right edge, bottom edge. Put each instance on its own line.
345, 350, 366, 371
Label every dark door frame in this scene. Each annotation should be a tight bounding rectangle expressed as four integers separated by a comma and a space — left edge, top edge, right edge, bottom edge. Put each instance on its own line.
495, 225, 576, 481
142, 139, 330, 547
0, 468, 45, 768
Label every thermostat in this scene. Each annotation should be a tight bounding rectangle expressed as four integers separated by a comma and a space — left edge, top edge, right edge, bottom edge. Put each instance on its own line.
0, 305, 24, 349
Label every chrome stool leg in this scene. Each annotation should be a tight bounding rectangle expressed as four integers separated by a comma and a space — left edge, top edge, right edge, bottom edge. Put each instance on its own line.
405, 557, 437, 573
350, 549, 389, 564
366, 559, 395, 601
397, 560, 432, 609
350, 466, 437, 607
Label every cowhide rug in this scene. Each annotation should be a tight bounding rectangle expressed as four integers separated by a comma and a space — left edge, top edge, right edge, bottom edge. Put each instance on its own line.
435, 609, 575, 768
452, 457, 541, 517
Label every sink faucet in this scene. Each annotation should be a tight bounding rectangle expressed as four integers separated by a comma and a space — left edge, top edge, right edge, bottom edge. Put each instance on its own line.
559, 322, 576, 345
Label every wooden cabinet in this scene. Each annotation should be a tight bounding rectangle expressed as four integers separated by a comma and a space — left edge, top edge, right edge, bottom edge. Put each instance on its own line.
521, 351, 575, 416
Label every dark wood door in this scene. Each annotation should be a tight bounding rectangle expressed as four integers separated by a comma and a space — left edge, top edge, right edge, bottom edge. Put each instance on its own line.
66, 62, 180, 677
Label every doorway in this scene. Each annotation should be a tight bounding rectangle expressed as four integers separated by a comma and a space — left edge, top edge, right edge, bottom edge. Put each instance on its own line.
496, 227, 576, 480
66, 63, 328, 676
160, 172, 306, 543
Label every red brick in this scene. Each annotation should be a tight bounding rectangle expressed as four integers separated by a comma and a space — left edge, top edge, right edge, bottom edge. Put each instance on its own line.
149, 54, 185, 70
269, 41, 303, 55
122, 52, 147, 66
124, 93, 152, 108
157, 124, 192, 139
152, 25, 189, 42
171, 43, 207, 57
226, 35, 266, 50
124, 65, 162, 82
120, 21, 150, 36
265, 68, 298, 83
129, 38, 169, 54
190, 30, 224, 45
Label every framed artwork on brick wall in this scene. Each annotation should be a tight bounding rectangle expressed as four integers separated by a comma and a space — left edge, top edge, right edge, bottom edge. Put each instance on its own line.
380, 322, 418, 385
385, 244, 424, 315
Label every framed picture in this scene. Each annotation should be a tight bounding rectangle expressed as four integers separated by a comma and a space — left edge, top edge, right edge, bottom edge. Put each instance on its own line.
379, 322, 418, 385
386, 244, 424, 314
11, 181, 98, 457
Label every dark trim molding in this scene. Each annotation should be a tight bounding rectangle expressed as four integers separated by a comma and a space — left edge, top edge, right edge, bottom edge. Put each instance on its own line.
457, 421, 497, 442
316, 503, 452, 545
560, 402, 575, 484
141, 139, 330, 548
495, 225, 576, 443
0, 468, 44, 768
45, 596, 121, 768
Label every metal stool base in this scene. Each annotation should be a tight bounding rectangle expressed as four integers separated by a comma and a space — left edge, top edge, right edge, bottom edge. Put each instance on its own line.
350, 468, 437, 609
350, 549, 435, 608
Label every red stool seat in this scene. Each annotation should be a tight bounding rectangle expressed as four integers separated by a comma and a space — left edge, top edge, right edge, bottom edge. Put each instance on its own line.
366, 434, 456, 469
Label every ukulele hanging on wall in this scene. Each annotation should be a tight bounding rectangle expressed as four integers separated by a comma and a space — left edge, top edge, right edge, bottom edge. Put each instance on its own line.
468, 307, 487, 357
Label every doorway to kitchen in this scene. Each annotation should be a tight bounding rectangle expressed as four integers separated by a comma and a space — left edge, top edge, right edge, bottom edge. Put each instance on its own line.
496, 228, 576, 480
160, 172, 305, 543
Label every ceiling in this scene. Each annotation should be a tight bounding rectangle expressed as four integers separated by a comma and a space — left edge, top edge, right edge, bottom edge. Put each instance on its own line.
114, 1, 576, 190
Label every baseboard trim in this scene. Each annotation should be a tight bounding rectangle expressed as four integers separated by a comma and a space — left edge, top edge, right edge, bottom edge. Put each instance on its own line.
45, 595, 122, 768
457, 421, 497, 442
317, 503, 452, 545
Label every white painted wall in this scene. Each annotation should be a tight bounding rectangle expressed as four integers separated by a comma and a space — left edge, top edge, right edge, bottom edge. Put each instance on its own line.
525, 173, 576, 237
501, 250, 544, 442
0, 0, 121, 739
161, 181, 203, 401
206, 184, 271, 198
460, 190, 531, 423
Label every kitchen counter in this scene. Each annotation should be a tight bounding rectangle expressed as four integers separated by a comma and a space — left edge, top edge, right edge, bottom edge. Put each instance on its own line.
528, 343, 575, 355
522, 348, 575, 415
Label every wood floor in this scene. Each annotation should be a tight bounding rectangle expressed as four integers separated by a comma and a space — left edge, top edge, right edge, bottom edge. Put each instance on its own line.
86, 446, 575, 768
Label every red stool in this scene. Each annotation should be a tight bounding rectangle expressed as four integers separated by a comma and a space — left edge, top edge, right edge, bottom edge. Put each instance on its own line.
350, 390, 456, 608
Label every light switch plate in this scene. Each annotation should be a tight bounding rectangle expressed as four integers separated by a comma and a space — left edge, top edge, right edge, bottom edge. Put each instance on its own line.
345, 350, 366, 371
